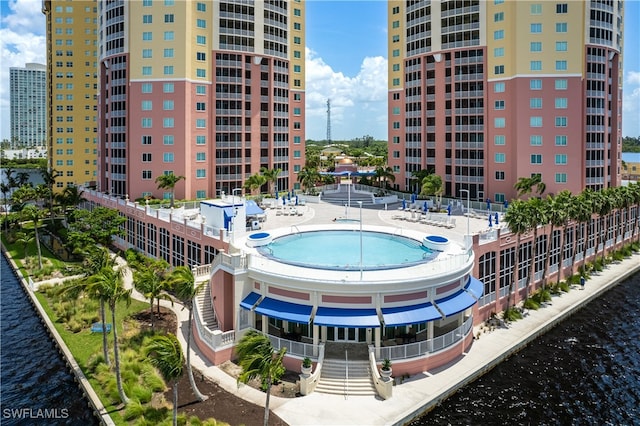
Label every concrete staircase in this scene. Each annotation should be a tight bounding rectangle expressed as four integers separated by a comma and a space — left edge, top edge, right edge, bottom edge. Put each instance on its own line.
321, 186, 375, 206
315, 359, 377, 397
195, 281, 218, 329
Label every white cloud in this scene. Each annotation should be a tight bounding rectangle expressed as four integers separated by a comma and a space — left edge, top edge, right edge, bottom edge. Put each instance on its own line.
0, 0, 46, 140
305, 47, 388, 141
623, 70, 640, 137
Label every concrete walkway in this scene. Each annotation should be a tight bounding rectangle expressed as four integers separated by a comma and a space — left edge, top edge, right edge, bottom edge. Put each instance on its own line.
120, 201, 640, 425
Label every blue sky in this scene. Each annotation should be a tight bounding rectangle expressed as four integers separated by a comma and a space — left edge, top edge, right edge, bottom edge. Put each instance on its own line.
0, 0, 639, 142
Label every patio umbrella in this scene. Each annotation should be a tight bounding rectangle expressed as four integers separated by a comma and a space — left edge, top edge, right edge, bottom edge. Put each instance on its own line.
488, 213, 493, 227
494, 212, 499, 225
275, 190, 279, 199
402, 199, 406, 210
282, 197, 286, 206
486, 198, 491, 210
423, 201, 428, 212
295, 195, 299, 206
447, 204, 451, 215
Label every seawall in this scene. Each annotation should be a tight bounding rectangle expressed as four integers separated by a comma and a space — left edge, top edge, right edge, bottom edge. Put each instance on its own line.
1, 245, 115, 426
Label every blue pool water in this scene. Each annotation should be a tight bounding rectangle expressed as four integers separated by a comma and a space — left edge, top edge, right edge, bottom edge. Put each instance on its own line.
257, 230, 434, 270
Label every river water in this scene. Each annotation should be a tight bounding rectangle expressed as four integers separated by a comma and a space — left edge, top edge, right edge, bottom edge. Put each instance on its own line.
0, 254, 98, 425
2, 248, 639, 425
411, 272, 640, 425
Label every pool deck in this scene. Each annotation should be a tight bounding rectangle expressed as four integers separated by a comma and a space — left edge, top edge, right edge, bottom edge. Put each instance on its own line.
142, 200, 640, 425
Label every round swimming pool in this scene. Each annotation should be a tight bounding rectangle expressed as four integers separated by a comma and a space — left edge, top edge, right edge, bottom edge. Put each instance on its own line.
256, 230, 436, 271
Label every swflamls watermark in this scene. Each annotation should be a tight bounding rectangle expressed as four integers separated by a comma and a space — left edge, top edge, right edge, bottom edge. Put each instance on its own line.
2, 408, 69, 419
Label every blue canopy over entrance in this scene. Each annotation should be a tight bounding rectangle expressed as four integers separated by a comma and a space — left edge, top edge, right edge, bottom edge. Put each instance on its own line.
433, 289, 477, 317
464, 276, 484, 300
245, 200, 265, 216
239, 292, 261, 310
254, 297, 312, 324
381, 302, 442, 326
313, 307, 380, 328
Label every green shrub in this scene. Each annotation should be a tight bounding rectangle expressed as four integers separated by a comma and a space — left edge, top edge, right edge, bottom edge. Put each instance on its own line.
123, 398, 145, 421
503, 307, 522, 322
523, 298, 540, 310
141, 364, 166, 392
129, 384, 153, 404
67, 317, 84, 333
559, 281, 570, 292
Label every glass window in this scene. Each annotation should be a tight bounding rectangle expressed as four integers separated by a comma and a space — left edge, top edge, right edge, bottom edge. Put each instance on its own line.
196, 135, 206, 145
555, 173, 567, 183
530, 117, 542, 127
163, 135, 174, 145
530, 4, 542, 14
494, 12, 504, 22
530, 154, 542, 164
163, 65, 174, 75
196, 2, 206, 11
530, 61, 542, 71
530, 98, 542, 109
196, 119, 205, 128
556, 3, 568, 13
196, 19, 206, 28
142, 49, 152, 58
494, 135, 505, 145
196, 190, 206, 199
196, 68, 206, 78
494, 118, 506, 128
196, 152, 206, 161
142, 153, 152, 162
495, 171, 505, 180
555, 116, 567, 127
294, 151, 301, 159
494, 82, 505, 93
141, 100, 152, 110
142, 135, 152, 145
143, 15, 152, 24
556, 41, 567, 51
163, 153, 174, 163
556, 60, 567, 71
196, 102, 206, 111
495, 153, 506, 163
495, 100, 505, 110
494, 47, 504, 57
164, 14, 174, 23
163, 83, 174, 93
142, 83, 153, 93
142, 118, 152, 128
196, 35, 206, 44
530, 135, 542, 146
495, 65, 505, 74
531, 23, 542, 33
556, 23, 567, 33
164, 31, 174, 41
530, 79, 542, 90
294, 136, 301, 144
555, 79, 568, 90
555, 154, 567, 165
555, 98, 568, 109
196, 169, 206, 178
142, 32, 152, 41
164, 48, 174, 58
196, 52, 206, 61
163, 118, 174, 128
530, 42, 542, 52
555, 135, 567, 146
494, 30, 504, 40
163, 100, 174, 110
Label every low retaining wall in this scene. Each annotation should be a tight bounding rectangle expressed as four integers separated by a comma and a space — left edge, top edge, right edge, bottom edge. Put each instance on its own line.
0, 245, 114, 426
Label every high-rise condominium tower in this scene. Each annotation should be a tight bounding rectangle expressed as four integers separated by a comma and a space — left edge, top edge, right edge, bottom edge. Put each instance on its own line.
43, 1, 99, 191
388, 0, 624, 202
97, 0, 306, 200
9, 63, 47, 149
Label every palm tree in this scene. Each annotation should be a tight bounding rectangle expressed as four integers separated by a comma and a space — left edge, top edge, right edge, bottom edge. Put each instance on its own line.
297, 167, 321, 194
21, 205, 44, 269
39, 166, 59, 225
524, 197, 547, 297
144, 334, 184, 426
420, 173, 444, 210
503, 199, 529, 313
155, 173, 185, 208
134, 263, 172, 332
166, 266, 208, 402
236, 330, 286, 426
89, 266, 132, 405
514, 174, 546, 198
373, 166, 395, 189
541, 193, 568, 288
243, 174, 267, 196
629, 182, 640, 244
568, 191, 594, 276
260, 167, 281, 195
15, 231, 34, 259
593, 188, 613, 265
554, 190, 573, 285
56, 185, 84, 223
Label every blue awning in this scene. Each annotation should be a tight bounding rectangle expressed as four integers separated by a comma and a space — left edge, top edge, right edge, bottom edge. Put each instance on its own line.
245, 200, 265, 216
254, 297, 312, 324
313, 307, 381, 328
381, 302, 442, 326
239, 292, 261, 310
223, 207, 234, 230
434, 289, 477, 317
465, 276, 484, 300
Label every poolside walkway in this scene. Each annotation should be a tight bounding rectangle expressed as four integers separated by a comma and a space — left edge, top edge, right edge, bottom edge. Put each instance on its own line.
127, 201, 640, 425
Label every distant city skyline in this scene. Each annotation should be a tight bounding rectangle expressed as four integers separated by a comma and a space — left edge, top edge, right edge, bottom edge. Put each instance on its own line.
1, 0, 639, 142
